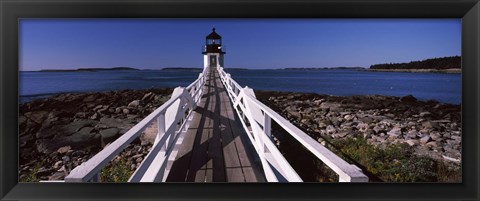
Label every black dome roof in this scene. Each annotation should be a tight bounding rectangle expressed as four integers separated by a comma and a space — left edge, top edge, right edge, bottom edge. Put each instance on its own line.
206, 28, 222, 39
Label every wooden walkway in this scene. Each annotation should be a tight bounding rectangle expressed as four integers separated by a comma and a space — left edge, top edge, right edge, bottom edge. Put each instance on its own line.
166, 68, 265, 182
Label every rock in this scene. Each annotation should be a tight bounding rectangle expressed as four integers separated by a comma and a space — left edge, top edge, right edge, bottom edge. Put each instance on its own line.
333, 131, 349, 138
36, 120, 97, 139
426, 141, 438, 148
97, 106, 109, 114
142, 92, 154, 102
326, 125, 336, 135
53, 161, 64, 169
25, 111, 49, 124
406, 139, 419, 146
356, 123, 369, 133
62, 155, 71, 162
100, 128, 120, 147
400, 95, 417, 102
36, 167, 55, 177
387, 127, 403, 138
419, 112, 432, 117
90, 113, 98, 120
136, 157, 143, 163
128, 100, 140, 108
74, 112, 87, 119
406, 130, 419, 139
58, 165, 66, 172
56, 146, 72, 154
115, 107, 122, 113
422, 121, 440, 130
343, 114, 354, 121
36, 126, 99, 154
49, 171, 66, 180
93, 105, 103, 112
420, 135, 431, 144
123, 108, 130, 114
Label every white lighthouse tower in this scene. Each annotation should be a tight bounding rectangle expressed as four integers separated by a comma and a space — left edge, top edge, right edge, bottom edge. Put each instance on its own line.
202, 27, 225, 69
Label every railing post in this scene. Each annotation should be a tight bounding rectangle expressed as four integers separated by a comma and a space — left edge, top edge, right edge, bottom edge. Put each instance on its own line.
263, 114, 272, 139
157, 113, 166, 152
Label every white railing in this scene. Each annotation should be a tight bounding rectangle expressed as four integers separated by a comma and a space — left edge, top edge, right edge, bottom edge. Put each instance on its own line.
65, 68, 208, 182
217, 67, 369, 182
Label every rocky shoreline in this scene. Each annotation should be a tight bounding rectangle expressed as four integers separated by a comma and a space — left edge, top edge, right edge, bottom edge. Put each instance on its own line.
19, 88, 462, 182
19, 88, 173, 181
254, 91, 462, 178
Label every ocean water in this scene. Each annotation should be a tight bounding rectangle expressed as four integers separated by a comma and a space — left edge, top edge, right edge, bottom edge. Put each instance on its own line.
19, 69, 461, 104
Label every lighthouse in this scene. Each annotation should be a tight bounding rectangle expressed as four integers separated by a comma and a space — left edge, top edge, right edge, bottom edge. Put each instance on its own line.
202, 27, 226, 69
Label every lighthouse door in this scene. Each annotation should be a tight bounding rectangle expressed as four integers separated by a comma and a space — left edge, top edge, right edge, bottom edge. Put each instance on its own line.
209, 55, 217, 67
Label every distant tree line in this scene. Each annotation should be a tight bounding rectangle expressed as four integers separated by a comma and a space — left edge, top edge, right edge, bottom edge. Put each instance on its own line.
369, 56, 461, 70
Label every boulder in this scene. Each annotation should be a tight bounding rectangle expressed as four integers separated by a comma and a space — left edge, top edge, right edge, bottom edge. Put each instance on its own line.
36, 127, 100, 154
100, 128, 120, 147
36, 120, 97, 139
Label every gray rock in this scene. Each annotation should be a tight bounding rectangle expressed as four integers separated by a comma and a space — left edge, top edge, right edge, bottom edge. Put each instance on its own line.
62, 155, 71, 162
419, 112, 432, 117
36, 120, 97, 139
115, 107, 122, 113
356, 123, 369, 133
142, 92, 154, 102
422, 121, 440, 130
90, 113, 98, 120
56, 146, 71, 154
326, 125, 336, 135
54, 161, 63, 169
123, 108, 130, 114
49, 171, 66, 180
387, 127, 402, 138
420, 135, 431, 144
36, 167, 54, 177
36, 126, 99, 154
128, 100, 140, 108
100, 128, 120, 147
406, 139, 419, 146
406, 130, 419, 139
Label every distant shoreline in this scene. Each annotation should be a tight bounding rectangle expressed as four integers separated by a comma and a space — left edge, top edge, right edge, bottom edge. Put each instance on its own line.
366, 68, 461, 74
40, 67, 139, 72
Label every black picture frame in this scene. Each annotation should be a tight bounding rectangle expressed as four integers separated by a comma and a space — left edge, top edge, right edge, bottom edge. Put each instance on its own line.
1, 0, 479, 200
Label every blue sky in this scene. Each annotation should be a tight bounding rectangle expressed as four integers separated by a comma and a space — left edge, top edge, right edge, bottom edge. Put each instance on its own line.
20, 19, 461, 71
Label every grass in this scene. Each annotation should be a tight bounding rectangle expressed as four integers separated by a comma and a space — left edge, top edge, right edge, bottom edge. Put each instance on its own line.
100, 157, 134, 182
19, 161, 44, 182
328, 137, 461, 182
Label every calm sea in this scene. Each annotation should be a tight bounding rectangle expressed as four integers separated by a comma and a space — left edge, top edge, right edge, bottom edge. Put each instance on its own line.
19, 69, 461, 104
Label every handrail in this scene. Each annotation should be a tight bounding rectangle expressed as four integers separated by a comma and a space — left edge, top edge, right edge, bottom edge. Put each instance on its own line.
65, 68, 208, 182
216, 67, 369, 182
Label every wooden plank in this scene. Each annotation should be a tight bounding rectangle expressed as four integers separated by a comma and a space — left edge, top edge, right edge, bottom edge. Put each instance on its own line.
167, 68, 264, 182
188, 71, 215, 182
165, 87, 209, 181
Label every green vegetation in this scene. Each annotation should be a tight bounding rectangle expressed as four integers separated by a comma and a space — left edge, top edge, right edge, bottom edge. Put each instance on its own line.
100, 158, 134, 182
370, 56, 460, 70
328, 137, 461, 182
19, 161, 44, 182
